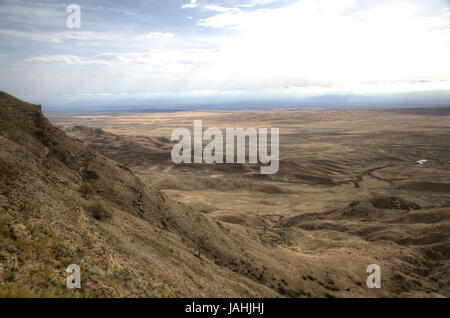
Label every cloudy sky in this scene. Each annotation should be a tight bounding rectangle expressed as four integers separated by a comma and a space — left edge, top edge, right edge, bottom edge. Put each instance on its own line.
0, 0, 449, 109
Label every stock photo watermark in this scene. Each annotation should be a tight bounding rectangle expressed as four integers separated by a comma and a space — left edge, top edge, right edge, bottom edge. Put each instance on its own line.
171, 120, 280, 174
66, 4, 81, 29
366, 264, 381, 289
66, 264, 81, 289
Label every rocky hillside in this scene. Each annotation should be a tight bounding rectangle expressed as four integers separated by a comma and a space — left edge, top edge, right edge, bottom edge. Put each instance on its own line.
0, 91, 447, 297
0, 91, 279, 297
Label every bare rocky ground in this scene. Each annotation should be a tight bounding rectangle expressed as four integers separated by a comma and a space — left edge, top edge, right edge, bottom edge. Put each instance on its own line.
1, 91, 449, 297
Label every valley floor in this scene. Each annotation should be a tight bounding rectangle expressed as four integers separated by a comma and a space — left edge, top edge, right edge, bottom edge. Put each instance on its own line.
50, 107, 450, 297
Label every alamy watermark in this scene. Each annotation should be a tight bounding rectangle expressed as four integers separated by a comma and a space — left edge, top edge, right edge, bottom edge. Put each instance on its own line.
66, 264, 81, 289
171, 120, 279, 174
366, 264, 381, 289
66, 4, 81, 29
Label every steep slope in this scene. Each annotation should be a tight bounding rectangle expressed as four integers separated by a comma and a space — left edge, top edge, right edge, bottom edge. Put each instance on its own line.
0, 91, 446, 298
0, 91, 277, 297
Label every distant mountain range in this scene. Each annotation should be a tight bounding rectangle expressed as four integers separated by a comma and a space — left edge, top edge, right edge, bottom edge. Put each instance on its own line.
40, 89, 450, 113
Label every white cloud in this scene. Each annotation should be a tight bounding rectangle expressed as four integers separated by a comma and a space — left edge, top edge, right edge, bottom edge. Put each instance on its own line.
235, 0, 285, 7
3, 0, 450, 101
0, 2, 63, 19
21, 0, 450, 96
0, 29, 99, 43
25, 49, 217, 70
203, 5, 240, 13
25, 55, 112, 66
196, 0, 450, 84
0, 28, 174, 44
79, 92, 113, 96
137, 32, 174, 40
181, 0, 198, 9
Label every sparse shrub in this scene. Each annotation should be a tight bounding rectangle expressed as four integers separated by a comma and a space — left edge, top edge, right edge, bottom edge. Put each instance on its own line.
0, 157, 19, 177
51, 148, 69, 164
28, 263, 54, 290
51, 243, 71, 261
2, 266, 18, 282
33, 111, 46, 129
74, 247, 85, 260
33, 129, 49, 146
157, 136, 171, 143
110, 268, 132, 283
86, 203, 111, 221
80, 182, 95, 199
0, 156, 19, 194
0, 221, 12, 242
83, 169, 99, 181
18, 199, 38, 216
0, 282, 34, 298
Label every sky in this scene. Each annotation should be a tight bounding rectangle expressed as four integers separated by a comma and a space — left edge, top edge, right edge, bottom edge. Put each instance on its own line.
0, 0, 449, 110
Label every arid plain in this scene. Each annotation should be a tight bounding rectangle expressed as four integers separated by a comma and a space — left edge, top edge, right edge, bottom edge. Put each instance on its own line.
49, 107, 450, 297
